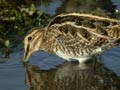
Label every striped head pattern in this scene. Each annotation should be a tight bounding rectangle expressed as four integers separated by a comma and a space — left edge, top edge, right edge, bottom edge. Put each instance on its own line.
23, 27, 45, 62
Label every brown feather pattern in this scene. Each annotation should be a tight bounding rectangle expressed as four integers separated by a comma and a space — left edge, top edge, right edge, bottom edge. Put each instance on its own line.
44, 13, 120, 57
23, 13, 120, 63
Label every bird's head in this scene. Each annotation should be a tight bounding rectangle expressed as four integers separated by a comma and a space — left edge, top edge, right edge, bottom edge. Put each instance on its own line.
23, 27, 45, 62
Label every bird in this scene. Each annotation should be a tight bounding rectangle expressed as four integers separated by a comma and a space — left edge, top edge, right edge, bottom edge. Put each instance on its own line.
23, 13, 120, 63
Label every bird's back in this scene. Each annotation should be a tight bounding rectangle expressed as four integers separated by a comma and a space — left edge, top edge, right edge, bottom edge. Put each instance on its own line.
44, 13, 120, 63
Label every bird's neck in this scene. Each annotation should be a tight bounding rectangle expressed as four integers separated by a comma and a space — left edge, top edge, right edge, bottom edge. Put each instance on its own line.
39, 29, 49, 52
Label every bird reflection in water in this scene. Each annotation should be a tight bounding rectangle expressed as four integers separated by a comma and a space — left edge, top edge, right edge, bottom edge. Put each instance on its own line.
23, 60, 120, 90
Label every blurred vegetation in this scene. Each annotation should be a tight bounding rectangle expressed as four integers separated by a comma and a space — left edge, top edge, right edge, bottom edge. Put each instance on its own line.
0, 0, 51, 52
0, 0, 119, 55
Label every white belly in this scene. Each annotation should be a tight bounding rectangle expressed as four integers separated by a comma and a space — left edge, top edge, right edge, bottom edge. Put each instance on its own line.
55, 50, 93, 63
55, 47, 104, 63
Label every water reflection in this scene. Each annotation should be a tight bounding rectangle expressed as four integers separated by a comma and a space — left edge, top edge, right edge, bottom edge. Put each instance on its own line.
23, 60, 120, 90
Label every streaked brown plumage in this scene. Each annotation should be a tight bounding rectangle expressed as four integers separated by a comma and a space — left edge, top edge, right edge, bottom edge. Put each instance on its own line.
23, 13, 120, 63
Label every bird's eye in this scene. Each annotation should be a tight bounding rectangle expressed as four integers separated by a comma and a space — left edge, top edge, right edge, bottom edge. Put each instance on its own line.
28, 37, 32, 41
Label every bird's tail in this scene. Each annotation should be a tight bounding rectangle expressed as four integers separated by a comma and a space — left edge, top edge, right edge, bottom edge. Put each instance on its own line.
101, 38, 120, 51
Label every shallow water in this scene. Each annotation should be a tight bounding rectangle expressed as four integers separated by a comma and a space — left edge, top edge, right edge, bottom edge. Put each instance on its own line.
0, 47, 120, 90
0, 0, 120, 90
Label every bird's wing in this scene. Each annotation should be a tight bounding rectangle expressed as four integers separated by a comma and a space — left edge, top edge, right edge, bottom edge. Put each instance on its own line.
45, 13, 120, 55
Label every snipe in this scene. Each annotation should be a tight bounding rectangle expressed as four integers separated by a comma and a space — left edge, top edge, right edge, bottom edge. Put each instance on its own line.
23, 13, 120, 63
